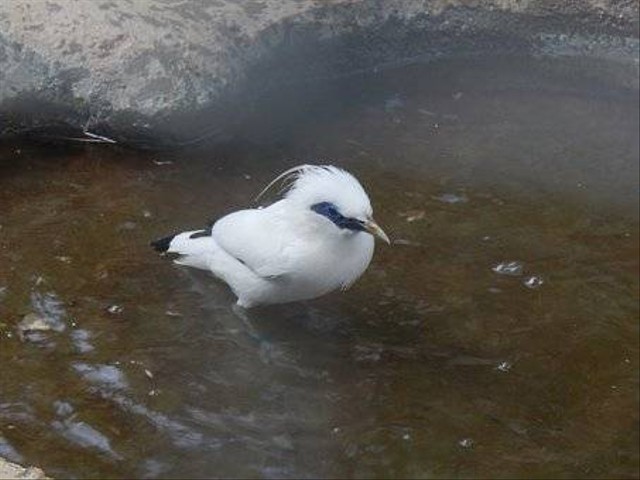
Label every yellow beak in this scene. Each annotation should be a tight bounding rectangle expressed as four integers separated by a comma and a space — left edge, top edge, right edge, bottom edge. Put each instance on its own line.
364, 219, 390, 244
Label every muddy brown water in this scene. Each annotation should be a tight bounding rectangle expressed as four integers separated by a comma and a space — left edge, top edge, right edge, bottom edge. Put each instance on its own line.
0, 56, 638, 478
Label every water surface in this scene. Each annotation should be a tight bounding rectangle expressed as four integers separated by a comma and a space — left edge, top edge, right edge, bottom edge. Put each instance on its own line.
0, 56, 638, 478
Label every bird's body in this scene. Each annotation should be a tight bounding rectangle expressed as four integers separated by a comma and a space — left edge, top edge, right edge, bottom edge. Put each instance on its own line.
152, 165, 388, 308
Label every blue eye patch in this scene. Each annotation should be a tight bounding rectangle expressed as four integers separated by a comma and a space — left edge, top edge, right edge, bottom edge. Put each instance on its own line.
310, 202, 366, 232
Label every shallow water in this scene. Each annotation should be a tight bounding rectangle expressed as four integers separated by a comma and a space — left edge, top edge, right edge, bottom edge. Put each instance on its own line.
0, 56, 638, 478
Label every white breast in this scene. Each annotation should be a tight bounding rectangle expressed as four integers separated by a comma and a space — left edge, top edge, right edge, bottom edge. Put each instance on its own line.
209, 201, 375, 306
284, 229, 374, 296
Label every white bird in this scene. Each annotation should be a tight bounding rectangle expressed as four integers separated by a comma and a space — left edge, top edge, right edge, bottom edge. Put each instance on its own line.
151, 165, 390, 308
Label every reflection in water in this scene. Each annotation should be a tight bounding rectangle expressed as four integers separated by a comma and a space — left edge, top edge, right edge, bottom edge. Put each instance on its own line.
0, 56, 638, 478
70, 329, 94, 354
72, 363, 129, 391
52, 418, 121, 461
0, 436, 23, 464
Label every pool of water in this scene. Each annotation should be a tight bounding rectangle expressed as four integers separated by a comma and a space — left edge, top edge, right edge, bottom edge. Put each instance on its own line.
0, 55, 638, 478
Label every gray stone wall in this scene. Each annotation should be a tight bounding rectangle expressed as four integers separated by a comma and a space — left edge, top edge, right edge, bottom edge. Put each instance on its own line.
0, 0, 638, 147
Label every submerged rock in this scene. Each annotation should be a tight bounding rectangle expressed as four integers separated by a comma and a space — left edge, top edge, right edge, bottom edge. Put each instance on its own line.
17, 313, 51, 332
16, 313, 56, 342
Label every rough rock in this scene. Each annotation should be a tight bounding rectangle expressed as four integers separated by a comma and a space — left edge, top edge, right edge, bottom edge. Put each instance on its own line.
0, 0, 638, 147
0, 458, 48, 480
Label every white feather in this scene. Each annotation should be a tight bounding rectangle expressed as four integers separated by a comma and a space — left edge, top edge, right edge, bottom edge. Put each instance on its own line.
160, 165, 382, 308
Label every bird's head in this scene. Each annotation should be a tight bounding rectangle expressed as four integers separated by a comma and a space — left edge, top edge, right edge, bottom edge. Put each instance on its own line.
256, 165, 390, 244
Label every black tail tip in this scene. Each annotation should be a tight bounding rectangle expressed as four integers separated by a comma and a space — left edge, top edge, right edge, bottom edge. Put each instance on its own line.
150, 234, 175, 253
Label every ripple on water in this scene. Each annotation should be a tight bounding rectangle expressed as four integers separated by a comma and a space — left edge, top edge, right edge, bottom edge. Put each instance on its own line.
52, 419, 122, 460
52, 400, 74, 417
495, 361, 512, 372
491, 261, 524, 276
29, 292, 67, 332
523, 275, 544, 289
458, 438, 474, 449
0, 436, 24, 464
111, 396, 204, 449
72, 363, 129, 391
106, 304, 124, 315
432, 193, 468, 204
72, 362, 204, 450
70, 329, 94, 353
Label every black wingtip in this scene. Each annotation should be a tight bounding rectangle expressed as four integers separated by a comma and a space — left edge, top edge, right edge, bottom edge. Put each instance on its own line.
150, 234, 176, 253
